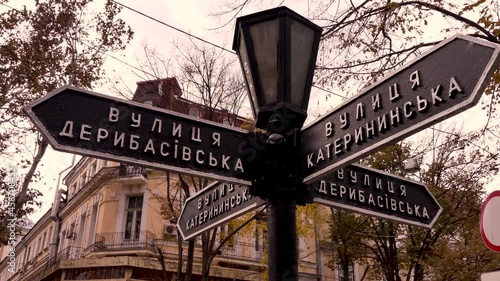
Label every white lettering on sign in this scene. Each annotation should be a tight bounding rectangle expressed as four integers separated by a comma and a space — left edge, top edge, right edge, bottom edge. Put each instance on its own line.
409, 70, 421, 90
191, 127, 201, 143
131, 113, 141, 128
314, 179, 429, 220
449, 77, 463, 97
340, 113, 348, 129
372, 93, 381, 111
151, 118, 162, 133
211, 133, 220, 147
79, 124, 92, 141
389, 83, 400, 101
59, 121, 74, 138
306, 76, 464, 168
186, 186, 254, 231
97, 128, 108, 143
356, 102, 365, 120
57, 123, 245, 173
109, 107, 119, 122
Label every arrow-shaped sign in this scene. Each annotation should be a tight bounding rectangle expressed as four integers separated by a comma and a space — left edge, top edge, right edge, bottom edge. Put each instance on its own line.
23, 86, 259, 185
302, 34, 500, 184
309, 164, 442, 228
177, 182, 265, 240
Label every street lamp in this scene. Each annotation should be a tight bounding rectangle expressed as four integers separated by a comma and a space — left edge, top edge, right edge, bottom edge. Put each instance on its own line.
232, 7, 322, 281
232, 6, 322, 132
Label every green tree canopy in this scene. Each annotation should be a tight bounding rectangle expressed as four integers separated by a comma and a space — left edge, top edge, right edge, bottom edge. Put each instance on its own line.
0, 0, 133, 244
325, 128, 500, 281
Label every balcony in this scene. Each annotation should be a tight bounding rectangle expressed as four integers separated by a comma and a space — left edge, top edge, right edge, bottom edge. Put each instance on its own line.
215, 241, 265, 264
116, 165, 148, 184
87, 230, 156, 257
46, 247, 83, 268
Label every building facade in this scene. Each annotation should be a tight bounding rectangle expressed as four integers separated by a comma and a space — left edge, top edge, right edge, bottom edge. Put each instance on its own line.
0, 77, 362, 281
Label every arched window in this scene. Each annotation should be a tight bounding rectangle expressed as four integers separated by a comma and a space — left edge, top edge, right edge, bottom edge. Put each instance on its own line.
189, 108, 201, 118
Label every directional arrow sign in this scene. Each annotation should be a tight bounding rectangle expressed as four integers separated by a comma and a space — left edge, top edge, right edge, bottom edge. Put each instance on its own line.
177, 182, 265, 240
309, 164, 442, 228
302, 34, 500, 184
23, 86, 258, 185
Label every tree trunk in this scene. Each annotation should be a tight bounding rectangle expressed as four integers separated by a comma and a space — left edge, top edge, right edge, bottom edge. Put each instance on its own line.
201, 259, 209, 281
176, 234, 183, 281
201, 233, 210, 281
157, 248, 167, 281
413, 262, 424, 281
341, 261, 350, 281
15, 137, 48, 215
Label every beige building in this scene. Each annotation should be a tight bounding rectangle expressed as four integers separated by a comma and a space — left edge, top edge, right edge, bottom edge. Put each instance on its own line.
0, 78, 366, 281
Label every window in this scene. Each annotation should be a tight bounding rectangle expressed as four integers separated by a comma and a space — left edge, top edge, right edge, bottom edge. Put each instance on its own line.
59, 230, 66, 251
144, 91, 157, 105
72, 184, 77, 198
37, 236, 42, 254
219, 224, 235, 248
338, 265, 354, 281
76, 214, 86, 248
67, 223, 76, 242
47, 226, 53, 249
124, 195, 143, 239
26, 247, 31, 262
90, 161, 97, 176
254, 224, 265, 251
79, 176, 85, 190
299, 237, 307, 256
87, 205, 98, 247
222, 116, 232, 125
189, 108, 201, 118
41, 232, 47, 251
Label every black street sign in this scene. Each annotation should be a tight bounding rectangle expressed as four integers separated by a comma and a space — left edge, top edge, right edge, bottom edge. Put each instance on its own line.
23, 86, 258, 185
177, 182, 265, 240
302, 34, 500, 184
309, 164, 442, 228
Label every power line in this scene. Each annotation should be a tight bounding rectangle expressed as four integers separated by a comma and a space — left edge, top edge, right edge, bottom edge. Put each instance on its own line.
408, 125, 499, 160
1, 0, 348, 105
110, 0, 235, 54
7, 1, 499, 143
99, 50, 254, 112
432, 127, 498, 156
109, 1, 350, 101
0, 2, 15, 10
1, 3, 251, 113
312, 84, 348, 100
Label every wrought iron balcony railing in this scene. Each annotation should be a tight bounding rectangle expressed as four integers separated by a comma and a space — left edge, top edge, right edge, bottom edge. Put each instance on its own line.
216, 241, 265, 262
93, 230, 155, 251
118, 165, 148, 178
46, 246, 83, 268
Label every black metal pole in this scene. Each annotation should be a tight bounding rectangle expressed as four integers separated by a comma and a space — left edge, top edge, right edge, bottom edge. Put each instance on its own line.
263, 116, 300, 281
267, 197, 298, 281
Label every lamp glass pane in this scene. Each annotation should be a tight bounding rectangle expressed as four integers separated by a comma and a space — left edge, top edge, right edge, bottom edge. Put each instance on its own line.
238, 34, 259, 115
290, 19, 315, 109
249, 19, 279, 106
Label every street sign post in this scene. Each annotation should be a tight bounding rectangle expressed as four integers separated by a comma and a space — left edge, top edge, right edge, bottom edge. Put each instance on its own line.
23, 85, 258, 186
22, 6, 500, 278
309, 164, 442, 228
302, 35, 500, 184
177, 182, 265, 240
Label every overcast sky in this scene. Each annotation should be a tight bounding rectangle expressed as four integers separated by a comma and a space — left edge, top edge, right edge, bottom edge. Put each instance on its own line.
4, 0, 499, 223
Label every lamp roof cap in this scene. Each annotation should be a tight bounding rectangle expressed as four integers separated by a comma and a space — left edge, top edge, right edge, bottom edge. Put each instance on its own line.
232, 6, 322, 51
